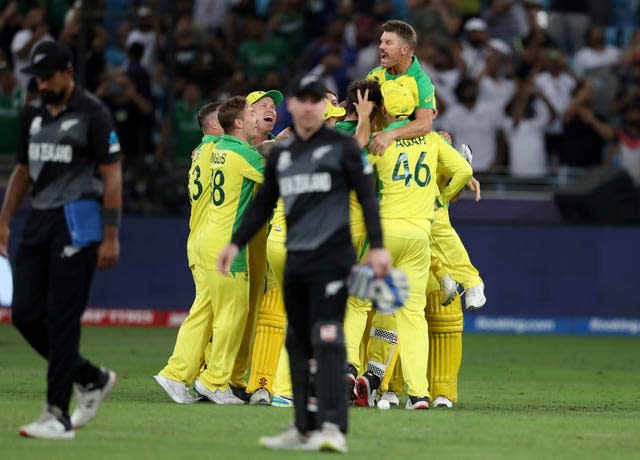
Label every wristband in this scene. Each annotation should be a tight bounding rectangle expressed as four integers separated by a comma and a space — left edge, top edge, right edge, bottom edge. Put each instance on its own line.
101, 208, 122, 227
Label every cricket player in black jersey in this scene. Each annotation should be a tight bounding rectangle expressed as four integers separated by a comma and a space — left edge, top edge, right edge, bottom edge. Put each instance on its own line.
0, 42, 121, 440
218, 76, 391, 453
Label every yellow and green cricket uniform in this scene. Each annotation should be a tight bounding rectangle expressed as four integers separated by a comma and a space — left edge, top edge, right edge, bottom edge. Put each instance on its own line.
196, 134, 265, 392
425, 269, 463, 403
335, 120, 375, 373
159, 135, 218, 385
247, 199, 291, 395
366, 55, 437, 113
425, 174, 481, 403
366, 126, 472, 397
431, 179, 483, 289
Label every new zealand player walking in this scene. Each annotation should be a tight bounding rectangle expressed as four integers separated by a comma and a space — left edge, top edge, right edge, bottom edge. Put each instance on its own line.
217, 77, 391, 453
0, 41, 121, 439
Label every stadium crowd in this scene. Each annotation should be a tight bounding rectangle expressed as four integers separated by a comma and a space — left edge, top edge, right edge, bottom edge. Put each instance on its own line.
1, 0, 640, 214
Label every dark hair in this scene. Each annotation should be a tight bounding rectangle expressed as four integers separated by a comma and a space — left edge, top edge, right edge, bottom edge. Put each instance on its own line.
217, 96, 248, 133
197, 101, 222, 129
454, 78, 477, 101
382, 20, 418, 51
344, 80, 382, 116
127, 42, 145, 60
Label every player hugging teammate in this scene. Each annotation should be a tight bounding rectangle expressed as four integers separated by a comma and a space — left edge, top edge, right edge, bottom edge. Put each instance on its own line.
153, 19, 487, 453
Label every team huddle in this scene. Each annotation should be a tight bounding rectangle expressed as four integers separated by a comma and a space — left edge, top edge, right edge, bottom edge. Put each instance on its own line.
154, 20, 487, 453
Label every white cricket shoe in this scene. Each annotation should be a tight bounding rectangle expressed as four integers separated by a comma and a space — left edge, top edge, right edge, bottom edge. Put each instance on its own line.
154, 374, 195, 404
380, 391, 400, 407
440, 274, 459, 306
194, 380, 245, 405
432, 396, 453, 408
302, 422, 347, 453
71, 367, 117, 428
19, 406, 75, 440
250, 388, 271, 405
259, 426, 309, 450
271, 394, 294, 408
465, 284, 486, 310
405, 396, 429, 410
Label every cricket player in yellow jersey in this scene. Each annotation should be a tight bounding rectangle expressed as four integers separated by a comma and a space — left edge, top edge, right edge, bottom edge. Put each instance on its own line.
242, 89, 290, 405
191, 95, 265, 404
353, 81, 472, 409
427, 143, 485, 409
333, 81, 384, 390
366, 20, 436, 154
154, 102, 223, 403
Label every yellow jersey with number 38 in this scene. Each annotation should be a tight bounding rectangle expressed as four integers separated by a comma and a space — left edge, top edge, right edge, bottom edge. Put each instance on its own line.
368, 120, 472, 228
187, 134, 218, 268
197, 134, 264, 272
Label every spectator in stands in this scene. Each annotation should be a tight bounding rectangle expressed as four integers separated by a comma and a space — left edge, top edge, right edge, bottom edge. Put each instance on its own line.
58, 2, 107, 91
417, 35, 462, 110
157, 82, 204, 163
516, 0, 558, 75
173, 15, 202, 84
573, 24, 622, 77
192, 0, 233, 35
0, 54, 21, 158
437, 77, 505, 172
0, 1, 21, 63
557, 79, 607, 169
10, 7, 53, 92
546, 0, 591, 54
224, 0, 260, 54
126, 5, 158, 72
501, 71, 554, 178
605, 102, 640, 185
95, 69, 153, 158
482, 0, 528, 53
534, 49, 577, 168
347, 15, 381, 80
583, 100, 640, 186
238, 15, 286, 85
105, 20, 131, 70
408, 0, 463, 43
460, 17, 492, 78
197, 31, 236, 94
573, 24, 623, 117
267, 0, 309, 58
476, 38, 516, 112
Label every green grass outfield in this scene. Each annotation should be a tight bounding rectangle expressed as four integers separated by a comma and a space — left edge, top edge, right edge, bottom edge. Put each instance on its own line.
1, 324, 638, 460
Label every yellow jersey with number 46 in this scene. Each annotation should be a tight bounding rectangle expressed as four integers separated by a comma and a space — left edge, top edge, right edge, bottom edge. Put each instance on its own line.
198, 134, 265, 272
187, 134, 218, 268
368, 120, 472, 228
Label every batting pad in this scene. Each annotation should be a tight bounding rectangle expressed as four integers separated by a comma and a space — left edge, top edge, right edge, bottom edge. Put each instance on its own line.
246, 287, 286, 393
426, 290, 463, 403
366, 313, 398, 391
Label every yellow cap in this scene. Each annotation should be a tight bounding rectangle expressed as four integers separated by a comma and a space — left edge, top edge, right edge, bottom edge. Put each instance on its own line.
324, 99, 346, 120
381, 80, 415, 119
247, 90, 284, 106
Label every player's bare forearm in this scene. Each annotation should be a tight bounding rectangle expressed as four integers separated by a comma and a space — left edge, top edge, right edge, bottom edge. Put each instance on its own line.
0, 164, 30, 255
0, 163, 31, 225
99, 161, 122, 212
98, 161, 122, 267
368, 109, 432, 154
390, 110, 432, 139
256, 140, 277, 158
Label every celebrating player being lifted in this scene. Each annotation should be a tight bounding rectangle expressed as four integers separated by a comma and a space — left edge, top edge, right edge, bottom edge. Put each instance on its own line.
351, 81, 472, 409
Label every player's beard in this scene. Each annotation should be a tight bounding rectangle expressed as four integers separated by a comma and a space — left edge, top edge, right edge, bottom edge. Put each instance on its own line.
41, 88, 67, 105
